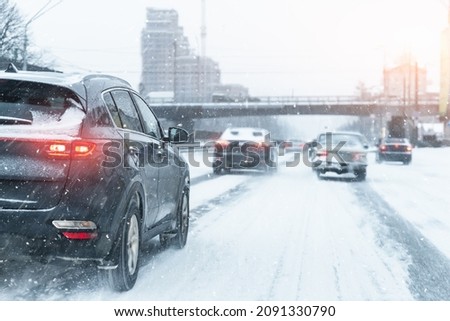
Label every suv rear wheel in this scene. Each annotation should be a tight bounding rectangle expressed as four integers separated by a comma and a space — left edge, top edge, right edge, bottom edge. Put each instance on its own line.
106, 196, 141, 292
160, 189, 189, 249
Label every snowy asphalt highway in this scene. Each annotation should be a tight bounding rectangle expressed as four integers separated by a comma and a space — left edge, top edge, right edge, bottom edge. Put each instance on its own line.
1, 148, 450, 300
354, 183, 450, 300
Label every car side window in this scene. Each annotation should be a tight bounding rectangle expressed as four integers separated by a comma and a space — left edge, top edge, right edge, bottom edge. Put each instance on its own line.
103, 92, 123, 128
132, 93, 162, 139
110, 90, 143, 133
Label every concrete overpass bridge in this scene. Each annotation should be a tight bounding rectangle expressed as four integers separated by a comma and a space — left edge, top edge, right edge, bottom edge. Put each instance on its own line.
149, 95, 440, 123
149, 96, 442, 143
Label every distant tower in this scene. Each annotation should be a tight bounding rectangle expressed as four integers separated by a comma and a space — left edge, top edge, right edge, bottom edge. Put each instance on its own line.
140, 8, 190, 98
201, 0, 207, 57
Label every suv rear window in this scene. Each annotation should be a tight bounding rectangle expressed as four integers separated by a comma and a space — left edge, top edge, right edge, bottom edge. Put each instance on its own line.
0, 79, 84, 135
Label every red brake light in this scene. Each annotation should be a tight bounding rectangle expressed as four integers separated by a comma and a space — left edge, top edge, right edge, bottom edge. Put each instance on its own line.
380, 145, 387, 151
45, 141, 96, 159
46, 142, 71, 157
73, 141, 96, 157
406, 146, 412, 151
317, 150, 328, 157
352, 153, 364, 161
257, 142, 268, 148
216, 140, 230, 147
49, 143, 67, 153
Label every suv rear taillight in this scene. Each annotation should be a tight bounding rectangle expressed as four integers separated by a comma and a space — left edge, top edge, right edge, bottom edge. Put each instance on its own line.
45, 141, 96, 159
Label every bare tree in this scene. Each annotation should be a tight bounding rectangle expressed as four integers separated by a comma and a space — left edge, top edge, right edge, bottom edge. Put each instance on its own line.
0, 0, 25, 60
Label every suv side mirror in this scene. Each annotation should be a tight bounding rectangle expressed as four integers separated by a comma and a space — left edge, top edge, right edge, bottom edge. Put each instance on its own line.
168, 127, 189, 144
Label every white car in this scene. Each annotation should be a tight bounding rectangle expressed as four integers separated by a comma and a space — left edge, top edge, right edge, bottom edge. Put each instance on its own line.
212, 127, 278, 174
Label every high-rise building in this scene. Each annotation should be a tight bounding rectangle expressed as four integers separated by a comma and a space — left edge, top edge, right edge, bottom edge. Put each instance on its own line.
140, 8, 223, 102
140, 8, 190, 98
175, 56, 221, 102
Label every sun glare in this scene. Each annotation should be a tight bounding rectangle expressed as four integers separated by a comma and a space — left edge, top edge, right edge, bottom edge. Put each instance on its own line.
367, 0, 446, 65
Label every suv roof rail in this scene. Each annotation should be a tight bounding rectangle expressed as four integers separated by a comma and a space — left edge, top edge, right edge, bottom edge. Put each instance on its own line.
5, 63, 19, 73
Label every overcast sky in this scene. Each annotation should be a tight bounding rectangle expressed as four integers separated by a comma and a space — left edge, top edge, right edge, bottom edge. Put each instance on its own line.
12, 0, 448, 96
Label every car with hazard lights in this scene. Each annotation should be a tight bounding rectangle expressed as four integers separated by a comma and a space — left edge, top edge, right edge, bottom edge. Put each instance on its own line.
310, 131, 369, 181
376, 137, 412, 165
212, 127, 277, 174
0, 64, 190, 292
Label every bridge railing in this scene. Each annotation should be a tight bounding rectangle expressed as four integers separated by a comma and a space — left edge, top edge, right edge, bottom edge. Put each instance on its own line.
149, 95, 440, 107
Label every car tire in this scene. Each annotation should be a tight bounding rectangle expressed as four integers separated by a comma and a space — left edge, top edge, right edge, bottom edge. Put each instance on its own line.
106, 196, 141, 292
160, 188, 189, 249
269, 163, 278, 173
173, 189, 189, 249
315, 169, 322, 179
213, 166, 230, 175
353, 168, 366, 181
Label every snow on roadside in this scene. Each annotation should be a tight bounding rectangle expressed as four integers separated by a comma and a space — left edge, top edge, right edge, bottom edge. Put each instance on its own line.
368, 147, 450, 259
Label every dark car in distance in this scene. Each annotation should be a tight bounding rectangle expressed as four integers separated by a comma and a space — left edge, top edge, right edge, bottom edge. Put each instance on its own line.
212, 127, 277, 174
310, 131, 369, 181
376, 137, 413, 165
0, 64, 190, 291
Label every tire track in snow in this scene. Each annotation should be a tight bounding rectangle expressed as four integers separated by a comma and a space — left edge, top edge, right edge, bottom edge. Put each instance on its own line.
353, 183, 450, 300
189, 182, 250, 237
265, 222, 294, 300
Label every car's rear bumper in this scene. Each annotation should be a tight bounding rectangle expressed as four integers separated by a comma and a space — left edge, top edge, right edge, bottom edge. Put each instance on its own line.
213, 152, 275, 170
314, 162, 367, 174
0, 207, 115, 264
379, 152, 411, 162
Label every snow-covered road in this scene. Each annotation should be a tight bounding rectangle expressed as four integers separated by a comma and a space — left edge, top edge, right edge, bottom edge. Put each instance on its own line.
1, 147, 450, 300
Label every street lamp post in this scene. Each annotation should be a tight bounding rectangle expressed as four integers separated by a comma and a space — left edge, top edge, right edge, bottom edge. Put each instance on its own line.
22, 0, 62, 71
173, 40, 177, 102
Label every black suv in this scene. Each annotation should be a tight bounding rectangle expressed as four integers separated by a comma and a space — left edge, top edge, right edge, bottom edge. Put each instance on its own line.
0, 65, 190, 291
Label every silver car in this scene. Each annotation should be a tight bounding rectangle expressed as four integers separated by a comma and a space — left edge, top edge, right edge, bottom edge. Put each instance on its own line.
310, 131, 369, 181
